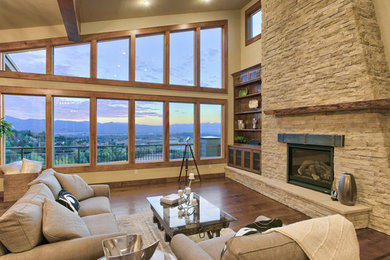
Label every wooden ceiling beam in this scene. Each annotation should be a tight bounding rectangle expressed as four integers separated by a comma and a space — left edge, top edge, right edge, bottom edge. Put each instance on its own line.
57, 0, 81, 42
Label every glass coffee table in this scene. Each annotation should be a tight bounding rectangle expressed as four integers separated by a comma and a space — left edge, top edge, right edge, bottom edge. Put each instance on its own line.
146, 193, 236, 242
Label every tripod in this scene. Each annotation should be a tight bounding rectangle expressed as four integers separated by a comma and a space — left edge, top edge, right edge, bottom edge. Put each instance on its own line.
178, 138, 201, 186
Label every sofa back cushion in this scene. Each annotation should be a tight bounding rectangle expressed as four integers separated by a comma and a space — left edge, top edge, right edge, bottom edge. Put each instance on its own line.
221, 231, 307, 260
0, 202, 44, 253
42, 198, 90, 243
54, 172, 94, 201
0, 161, 22, 175
29, 169, 62, 198
17, 183, 55, 206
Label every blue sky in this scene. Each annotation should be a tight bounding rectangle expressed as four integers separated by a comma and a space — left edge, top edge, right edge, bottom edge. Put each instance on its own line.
4, 29, 223, 125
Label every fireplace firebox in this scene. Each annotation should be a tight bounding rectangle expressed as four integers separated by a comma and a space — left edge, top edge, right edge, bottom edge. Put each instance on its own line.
287, 144, 334, 194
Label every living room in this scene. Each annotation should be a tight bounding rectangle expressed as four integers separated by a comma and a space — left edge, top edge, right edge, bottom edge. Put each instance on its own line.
0, 0, 390, 259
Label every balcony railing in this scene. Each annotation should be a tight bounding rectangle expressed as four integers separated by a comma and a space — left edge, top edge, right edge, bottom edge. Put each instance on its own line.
4, 140, 220, 164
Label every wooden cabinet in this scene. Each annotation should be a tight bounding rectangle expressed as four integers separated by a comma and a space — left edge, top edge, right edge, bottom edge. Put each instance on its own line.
232, 63, 262, 146
228, 144, 261, 174
230, 63, 261, 174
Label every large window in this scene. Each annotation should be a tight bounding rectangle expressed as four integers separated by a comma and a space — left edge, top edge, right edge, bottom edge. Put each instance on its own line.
97, 39, 129, 81
200, 28, 222, 89
169, 103, 194, 160
54, 44, 91, 78
97, 99, 129, 163
135, 34, 164, 84
0, 21, 227, 92
245, 1, 262, 45
200, 104, 222, 158
135, 101, 164, 161
4, 49, 46, 74
54, 97, 90, 165
4, 95, 46, 164
169, 31, 195, 86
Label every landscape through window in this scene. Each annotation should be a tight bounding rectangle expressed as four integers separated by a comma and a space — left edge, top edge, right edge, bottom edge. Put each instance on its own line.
54, 44, 91, 78
4, 94, 46, 164
4, 49, 46, 74
97, 99, 129, 163
169, 102, 194, 160
54, 97, 90, 165
170, 31, 195, 86
200, 28, 222, 88
135, 101, 164, 161
200, 104, 222, 158
97, 39, 129, 81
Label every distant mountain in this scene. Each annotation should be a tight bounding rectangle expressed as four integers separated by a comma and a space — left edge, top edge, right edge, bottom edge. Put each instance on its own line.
5, 116, 221, 136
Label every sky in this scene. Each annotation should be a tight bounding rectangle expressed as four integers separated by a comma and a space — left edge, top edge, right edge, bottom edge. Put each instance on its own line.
3, 28, 224, 125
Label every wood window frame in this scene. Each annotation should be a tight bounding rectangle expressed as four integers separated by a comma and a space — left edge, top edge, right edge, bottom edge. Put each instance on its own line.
245, 1, 262, 46
0, 86, 227, 173
0, 20, 228, 94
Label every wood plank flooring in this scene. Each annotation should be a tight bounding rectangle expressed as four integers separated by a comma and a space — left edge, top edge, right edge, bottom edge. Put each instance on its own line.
110, 177, 390, 260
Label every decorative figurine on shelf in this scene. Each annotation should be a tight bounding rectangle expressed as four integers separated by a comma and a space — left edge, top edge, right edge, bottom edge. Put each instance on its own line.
177, 172, 199, 220
238, 120, 245, 130
252, 118, 257, 129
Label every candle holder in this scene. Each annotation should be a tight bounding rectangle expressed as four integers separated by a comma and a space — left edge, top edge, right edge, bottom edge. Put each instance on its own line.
177, 172, 198, 219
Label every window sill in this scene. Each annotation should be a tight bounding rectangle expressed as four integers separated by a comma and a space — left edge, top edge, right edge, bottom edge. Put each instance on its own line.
0, 71, 227, 94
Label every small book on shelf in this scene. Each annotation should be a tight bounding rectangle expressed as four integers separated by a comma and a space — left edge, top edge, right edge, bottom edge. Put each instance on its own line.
160, 194, 180, 205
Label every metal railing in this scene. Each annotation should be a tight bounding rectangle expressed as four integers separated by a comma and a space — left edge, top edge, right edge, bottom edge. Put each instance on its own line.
5, 140, 220, 164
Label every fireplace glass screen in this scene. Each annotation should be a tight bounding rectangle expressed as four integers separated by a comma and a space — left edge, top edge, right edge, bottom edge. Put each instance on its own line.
288, 144, 333, 194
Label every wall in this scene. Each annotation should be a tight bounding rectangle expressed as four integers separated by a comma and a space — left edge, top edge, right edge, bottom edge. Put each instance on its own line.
261, 0, 390, 235
240, 0, 262, 69
0, 9, 241, 189
373, 0, 390, 71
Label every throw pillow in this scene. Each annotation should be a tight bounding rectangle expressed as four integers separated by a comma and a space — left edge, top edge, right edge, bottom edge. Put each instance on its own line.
21, 159, 43, 174
28, 169, 62, 198
0, 161, 22, 175
57, 190, 80, 213
54, 172, 94, 201
221, 218, 283, 258
42, 198, 90, 243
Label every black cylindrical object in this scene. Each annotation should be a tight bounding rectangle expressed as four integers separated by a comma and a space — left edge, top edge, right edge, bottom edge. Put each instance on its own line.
338, 173, 357, 206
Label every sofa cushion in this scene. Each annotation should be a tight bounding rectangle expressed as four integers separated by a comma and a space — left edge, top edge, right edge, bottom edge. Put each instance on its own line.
29, 169, 62, 198
221, 231, 307, 260
17, 183, 55, 206
54, 172, 94, 201
57, 190, 80, 213
21, 159, 43, 174
0, 202, 44, 253
78, 196, 111, 217
198, 234, 234, 260
0, 161, 22, 175
82, 213, 119, 235
42, 198, 90, 243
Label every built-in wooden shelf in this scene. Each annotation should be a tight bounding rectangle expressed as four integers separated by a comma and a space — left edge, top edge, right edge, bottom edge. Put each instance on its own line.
234, 129, 261, 132
263, 99, 390, 116
235, 109, 261, 115
235, 92, 261, 100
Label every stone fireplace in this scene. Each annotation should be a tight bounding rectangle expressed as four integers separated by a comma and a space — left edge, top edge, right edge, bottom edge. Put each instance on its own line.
227, 0, 390, 235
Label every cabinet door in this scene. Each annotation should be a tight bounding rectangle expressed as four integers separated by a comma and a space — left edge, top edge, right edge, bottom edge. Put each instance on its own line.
253, 151, 260, 172
244, 150, 251, 169
235, 150, 242, 167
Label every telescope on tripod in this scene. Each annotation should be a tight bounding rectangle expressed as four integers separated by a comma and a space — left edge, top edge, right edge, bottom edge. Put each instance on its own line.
178, 137, 201, 186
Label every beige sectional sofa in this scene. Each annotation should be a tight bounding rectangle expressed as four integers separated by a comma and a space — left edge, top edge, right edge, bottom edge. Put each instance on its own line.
0, 169, 124, 260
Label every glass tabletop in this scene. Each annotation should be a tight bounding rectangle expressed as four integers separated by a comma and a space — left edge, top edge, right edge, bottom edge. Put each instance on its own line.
146, 193, 236, 232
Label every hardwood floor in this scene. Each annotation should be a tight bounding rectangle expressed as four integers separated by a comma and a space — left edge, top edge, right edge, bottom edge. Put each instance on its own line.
110, 177, 390, 260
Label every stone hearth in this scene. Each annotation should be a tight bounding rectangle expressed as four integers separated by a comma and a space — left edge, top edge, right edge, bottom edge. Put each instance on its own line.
226, 166, 371, 228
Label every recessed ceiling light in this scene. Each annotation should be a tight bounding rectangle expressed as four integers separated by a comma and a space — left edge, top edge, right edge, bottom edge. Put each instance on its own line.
143, 1, 150, 6
203, 0, 211, 3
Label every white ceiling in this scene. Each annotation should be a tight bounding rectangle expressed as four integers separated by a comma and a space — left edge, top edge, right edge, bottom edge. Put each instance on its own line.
0, 0, 251, 30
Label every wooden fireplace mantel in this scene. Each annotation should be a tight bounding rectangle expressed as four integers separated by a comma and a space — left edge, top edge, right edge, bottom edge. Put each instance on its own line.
263, 98, 390, 116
